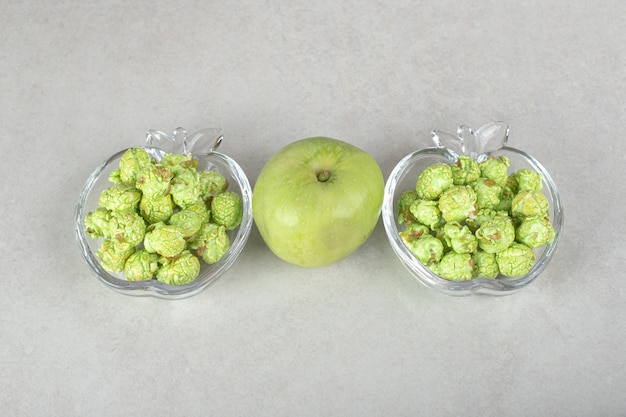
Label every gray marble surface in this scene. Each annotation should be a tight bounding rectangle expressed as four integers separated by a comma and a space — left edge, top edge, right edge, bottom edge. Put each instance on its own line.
2, 1, 625, 416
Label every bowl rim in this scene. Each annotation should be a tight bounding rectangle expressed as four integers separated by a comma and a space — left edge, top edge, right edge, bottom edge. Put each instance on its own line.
74, 145, 253, 299
382, 145, 564, 296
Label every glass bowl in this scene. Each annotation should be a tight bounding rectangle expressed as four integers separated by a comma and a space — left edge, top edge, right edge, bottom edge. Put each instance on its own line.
382, 122, 564, 296
75, 127, 253, 299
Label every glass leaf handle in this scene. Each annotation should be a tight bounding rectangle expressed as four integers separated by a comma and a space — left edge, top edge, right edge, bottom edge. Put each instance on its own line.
184, 127, 224, 155
145, 127, 224, 155
432, 121, 509, 160
145, 128, 177, 154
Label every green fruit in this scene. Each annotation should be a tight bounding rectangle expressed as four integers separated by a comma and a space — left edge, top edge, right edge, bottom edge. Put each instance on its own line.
252, 137, 384, 267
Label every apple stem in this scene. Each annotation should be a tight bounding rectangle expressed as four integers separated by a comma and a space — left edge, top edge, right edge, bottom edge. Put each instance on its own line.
317, 169, 330, 182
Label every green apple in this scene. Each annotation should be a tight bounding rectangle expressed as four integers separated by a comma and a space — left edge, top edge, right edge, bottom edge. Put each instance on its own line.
252, 136, 384, 267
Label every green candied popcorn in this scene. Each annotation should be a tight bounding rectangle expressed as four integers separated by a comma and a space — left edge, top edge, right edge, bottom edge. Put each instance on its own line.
168, 209, 202, 238
160, 152, 198, 176
466, 208, 507, 232
451, 155, 481, 185
443, 222, 478, 254
505, 172, 519, 194
170, 169, 203, 209
475, 215, 515, 254
156, 250, 201, 285
399, 223, 431, 245
494, 182, 516, 212
143, 223, 187, 258
409, 199, 441, 230
438, 252, 474, 281
84, 207, 112, 239
185, 199, 211, 225
124, 249, 159, 281
108, 210, 146, 246
404, 234, 444, 266
515, 216, 555, 248
479, 155, 510, 187
473, 249, 499, 278
199, 169, 229, 201
416, 162, 453, 200
119, 147, 154, 185
189, 223, 231, 264
96, 239, 135, 273
135, 163, 173, 199
474, 177, 502, 209
99, 183, 142, 212
211, 191, 243, 230
139, 194, 175, 224
431, 223, 452, 253
516, 169, 543, 192
496, 243, 536, 277
108, 169, 122, 184
426, 262, 441, 276
438, 185, 477, 223
397, 190, 418, 224
511, 190, 549, 219
188, 222, 220, 249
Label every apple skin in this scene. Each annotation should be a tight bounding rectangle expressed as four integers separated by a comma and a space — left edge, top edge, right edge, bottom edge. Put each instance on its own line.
252, 136, 384, 267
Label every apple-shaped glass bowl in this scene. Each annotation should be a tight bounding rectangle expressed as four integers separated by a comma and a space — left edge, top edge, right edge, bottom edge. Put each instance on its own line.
382, 122, 563, 296
74, 127, 253, 299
